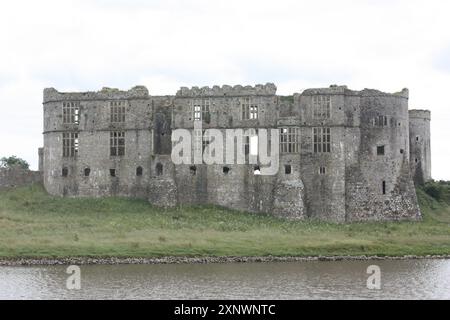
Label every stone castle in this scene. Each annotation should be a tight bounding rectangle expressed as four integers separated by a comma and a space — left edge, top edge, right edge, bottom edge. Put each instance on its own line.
40, 83, 431, 222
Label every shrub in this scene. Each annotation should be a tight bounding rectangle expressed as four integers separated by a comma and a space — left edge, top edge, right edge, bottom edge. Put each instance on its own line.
0, 156, 30, 170
422, 181, 450, 204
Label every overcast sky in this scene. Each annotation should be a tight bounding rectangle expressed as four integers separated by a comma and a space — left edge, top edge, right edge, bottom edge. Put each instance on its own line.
1, 0, 449, 179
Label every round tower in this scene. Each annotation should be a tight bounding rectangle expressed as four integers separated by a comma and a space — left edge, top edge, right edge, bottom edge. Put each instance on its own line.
409, 110, 431, 185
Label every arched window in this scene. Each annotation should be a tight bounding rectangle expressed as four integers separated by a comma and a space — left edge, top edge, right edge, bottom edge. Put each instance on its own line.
62, 167, 68, 177
136, 166, 143, 176
190, 166, 197, 175
156, 163, 163, 176
84, 168, 91, 177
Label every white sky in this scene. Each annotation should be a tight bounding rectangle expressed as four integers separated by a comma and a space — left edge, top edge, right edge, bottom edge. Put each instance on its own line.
1, 0, 449, 179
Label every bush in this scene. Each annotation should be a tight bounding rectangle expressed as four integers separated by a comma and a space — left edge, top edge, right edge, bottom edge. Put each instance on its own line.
0, 156, 30, 170
422, 181, 450, 204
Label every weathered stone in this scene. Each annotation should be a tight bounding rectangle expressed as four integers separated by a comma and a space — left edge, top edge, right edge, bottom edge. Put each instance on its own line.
0, 167, 42, 190
40, 84, 431, 223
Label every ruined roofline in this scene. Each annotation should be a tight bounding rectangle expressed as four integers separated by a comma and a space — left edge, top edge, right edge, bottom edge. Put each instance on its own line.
176, 83, 277, 97
409, 109, 431, 120
43, 86, 150, 103
297, 85, 409, 99
43, 83, 410, 103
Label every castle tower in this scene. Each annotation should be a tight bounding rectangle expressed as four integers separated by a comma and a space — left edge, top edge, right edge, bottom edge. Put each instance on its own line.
409, 110, 431, 185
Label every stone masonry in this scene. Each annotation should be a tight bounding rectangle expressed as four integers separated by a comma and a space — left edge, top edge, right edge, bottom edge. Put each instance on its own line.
41, 84, 432, 222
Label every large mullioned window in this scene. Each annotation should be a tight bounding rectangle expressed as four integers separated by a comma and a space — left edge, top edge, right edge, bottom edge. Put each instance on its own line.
193, 99, 210, 121
280, 127, 300, 153
63, 102, 80, 124
373, 115, 388, 127
110, 101, 126, 123
241, 97, 258, 120
312, 96, 331, 119
313, 127, 331, 153
110, 131, 125, 156
62, 132, 79, 157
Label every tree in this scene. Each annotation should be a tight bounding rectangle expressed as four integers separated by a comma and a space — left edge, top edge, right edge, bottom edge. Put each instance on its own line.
0, 156, 30, 170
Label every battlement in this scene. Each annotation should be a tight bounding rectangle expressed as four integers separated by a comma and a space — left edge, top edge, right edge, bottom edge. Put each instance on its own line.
409, 109, 431, 120
43, 86, 150, 103
176, 83, 277, 97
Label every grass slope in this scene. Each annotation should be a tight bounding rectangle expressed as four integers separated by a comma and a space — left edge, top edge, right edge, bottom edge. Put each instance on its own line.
0, 184, 449, 258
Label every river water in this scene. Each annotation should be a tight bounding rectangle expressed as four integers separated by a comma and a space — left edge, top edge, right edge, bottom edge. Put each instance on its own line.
0, 259, 449, 300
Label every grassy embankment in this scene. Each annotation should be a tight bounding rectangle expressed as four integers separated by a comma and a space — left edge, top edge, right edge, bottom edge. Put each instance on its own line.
0, 183, 449, 258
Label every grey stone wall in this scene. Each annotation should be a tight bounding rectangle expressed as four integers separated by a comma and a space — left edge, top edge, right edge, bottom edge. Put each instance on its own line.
41, 84, 429, 222
0, 167, 42, 190
345, 89, 421, 221
409, 110, 432, 185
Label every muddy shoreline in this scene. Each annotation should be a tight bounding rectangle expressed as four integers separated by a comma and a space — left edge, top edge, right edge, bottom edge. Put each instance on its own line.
1, 255, 449, 266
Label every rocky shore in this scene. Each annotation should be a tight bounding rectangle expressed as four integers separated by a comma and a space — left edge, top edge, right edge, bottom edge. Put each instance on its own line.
1, 255, 449, 266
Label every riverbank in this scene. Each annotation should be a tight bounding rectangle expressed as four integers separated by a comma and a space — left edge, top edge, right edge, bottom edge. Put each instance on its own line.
0, 184, 449, 263
1, 254, 450, 266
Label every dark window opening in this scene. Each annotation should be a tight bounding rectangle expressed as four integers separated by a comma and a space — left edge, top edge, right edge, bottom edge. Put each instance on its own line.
400, 149, 404, 154
382, 181, 386, 195
63, 132, 79, 158
313, 127, 331, 153
416, 136, 420, 142
374, 115, 388, 127
319, 166, 326, 175
63, 102, 80, 125
84, 168, 91, 177
253, 166, 261, 175
62, 167, 68, 177
190, 166, 197, 175
312, 95, 331, 119
110, 131, 125, 156
241, 97, 259, 120
193, 99, 211, 122
377, 145, 385, 156
156, 163, 163, 176
136, 166, 143, 176
110, 101, 126, 123
110, 169, 116, 177
285, 165, 292, 175
223, 167, 230, 174
415, 158, 418, 163
280, 127, 300, 153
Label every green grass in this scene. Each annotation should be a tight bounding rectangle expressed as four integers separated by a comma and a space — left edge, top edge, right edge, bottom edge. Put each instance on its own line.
0, 184, 449, 259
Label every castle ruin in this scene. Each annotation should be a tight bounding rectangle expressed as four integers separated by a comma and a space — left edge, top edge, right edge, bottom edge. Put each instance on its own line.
41, 84, 431, 222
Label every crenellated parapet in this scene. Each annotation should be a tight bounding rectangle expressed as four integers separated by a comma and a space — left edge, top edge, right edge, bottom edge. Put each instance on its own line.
43, 86, 150, 103
176, 83, 277, 97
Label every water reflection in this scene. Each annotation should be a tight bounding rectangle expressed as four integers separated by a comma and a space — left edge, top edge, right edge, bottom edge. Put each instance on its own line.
0, 260, 449, 300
